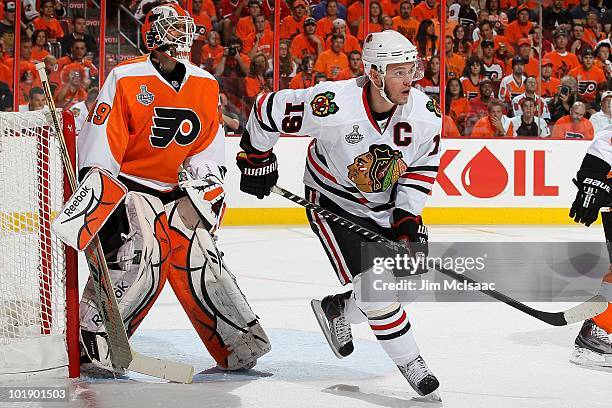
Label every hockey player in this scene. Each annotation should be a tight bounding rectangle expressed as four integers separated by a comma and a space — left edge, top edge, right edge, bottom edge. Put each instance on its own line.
76, 3, 269, 374
569, 127, 612, 368
237, 30, 441, 398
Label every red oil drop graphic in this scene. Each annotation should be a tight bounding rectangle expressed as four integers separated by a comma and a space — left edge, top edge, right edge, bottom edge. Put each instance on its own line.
461, 147, 509, 198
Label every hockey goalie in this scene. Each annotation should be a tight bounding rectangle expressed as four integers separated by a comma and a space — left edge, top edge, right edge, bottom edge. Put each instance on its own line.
68, 3, 270, 374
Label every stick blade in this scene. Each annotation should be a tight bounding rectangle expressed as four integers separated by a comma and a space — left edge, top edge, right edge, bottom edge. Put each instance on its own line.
562, 295, 608, 325
128, 350, 195, 383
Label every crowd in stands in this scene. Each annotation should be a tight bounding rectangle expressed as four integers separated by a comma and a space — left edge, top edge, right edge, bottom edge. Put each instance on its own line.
2, 0, 609, 140
0, 0, 98, 114
140, 0, 608, 138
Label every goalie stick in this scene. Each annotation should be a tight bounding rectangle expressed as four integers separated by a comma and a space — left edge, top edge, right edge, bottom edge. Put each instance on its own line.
35, 63, 194, 383
271, 185, 607, 326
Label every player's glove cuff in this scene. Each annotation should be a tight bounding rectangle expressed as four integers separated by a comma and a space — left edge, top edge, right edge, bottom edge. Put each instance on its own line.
236, 150, 279, 199
392, 209, 429, 258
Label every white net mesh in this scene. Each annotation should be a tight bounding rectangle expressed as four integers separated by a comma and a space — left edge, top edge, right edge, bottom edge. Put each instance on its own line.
0, 110, 69, 374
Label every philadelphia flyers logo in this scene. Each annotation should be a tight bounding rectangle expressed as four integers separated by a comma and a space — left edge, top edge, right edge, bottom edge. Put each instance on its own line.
577, 81, 597, 95
150, 107, 201, 148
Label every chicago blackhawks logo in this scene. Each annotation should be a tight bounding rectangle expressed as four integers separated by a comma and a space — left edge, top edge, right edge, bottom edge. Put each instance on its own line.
310, 91, 339, 117
426, 99, 441, 118
150, 107, 201, 148
347, 144, 408, 193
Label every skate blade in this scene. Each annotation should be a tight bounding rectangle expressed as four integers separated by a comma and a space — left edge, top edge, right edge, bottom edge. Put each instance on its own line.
570, 347, 612, 370
411, 390, 442, 404
311, 299, 345, 359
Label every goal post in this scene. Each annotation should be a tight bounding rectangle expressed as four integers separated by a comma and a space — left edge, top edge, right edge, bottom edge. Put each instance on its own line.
0, 109, 79, 378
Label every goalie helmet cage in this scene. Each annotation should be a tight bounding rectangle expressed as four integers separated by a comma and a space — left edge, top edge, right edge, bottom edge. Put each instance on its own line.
0, 109, 79, 378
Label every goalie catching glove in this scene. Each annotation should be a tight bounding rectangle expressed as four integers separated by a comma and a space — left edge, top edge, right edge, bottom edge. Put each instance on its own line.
236, 149, 278, 199
178, 166, 226, 234
570, 170, 612, 227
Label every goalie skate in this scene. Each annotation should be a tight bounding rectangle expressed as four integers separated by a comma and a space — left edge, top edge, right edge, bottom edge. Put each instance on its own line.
311, 292, 354, 358
398, 355, 441, 401
570, 319, 612, 369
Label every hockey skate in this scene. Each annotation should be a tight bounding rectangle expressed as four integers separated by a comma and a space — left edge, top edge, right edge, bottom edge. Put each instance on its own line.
570, 319, 612, 369
80, 329, 127, 377
311, 291, 354, 358
398, 355, 441, 401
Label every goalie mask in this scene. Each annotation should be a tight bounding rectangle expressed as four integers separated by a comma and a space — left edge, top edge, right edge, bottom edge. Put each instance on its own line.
362, 30, 424, 104
142, 2, 196, 64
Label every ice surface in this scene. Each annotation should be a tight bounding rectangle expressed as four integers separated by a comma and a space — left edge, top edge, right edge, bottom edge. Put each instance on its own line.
1, 226, 610, 408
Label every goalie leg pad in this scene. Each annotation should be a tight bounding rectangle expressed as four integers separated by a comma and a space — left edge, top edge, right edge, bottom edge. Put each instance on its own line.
80, 192, 171, 337
166, 197, 271, 370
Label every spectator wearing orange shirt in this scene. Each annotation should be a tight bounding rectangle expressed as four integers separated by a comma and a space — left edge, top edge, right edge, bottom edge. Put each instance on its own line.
551, 101, 594, 139
280, 0, 308, 40
347, 0, 364, 36
540, 59, 561, 99
316, 0, 340, 41
335, 50, 364, 80
460, 56, 485, 99
291, 17, 324, 65
413, 0, 438, 22
31, 29, 49, 63
289, 55, 316, 89
444, 115, 462, 137
199, 31, 224, 73
244, 53, 269, 98
568, 47, 607, 106
594, 40, 610, 73
480, 40, 505, 82
32, 0, 64, 41
236, 0, 264, 44
445, 35, 465, 79
445, 77, 470, 133
190, 0, 214, 38
356, 0, 384, 41
507, 39, 538, 77
415, 19, 437, 61
499, 56, 526, 106
583, 11, 604, 48
381, 0, 403, 17
324, 19, 361, 54
57, 39, 98, 82
504, 5, 532, 47
465, 79, 497, 134
415, 55, 440, 99
54, 64, 87, 109
544, 29, 580, 79
392, 1, 419, 43
471, 99, 513, 138
314, 34, 348, 80
244, 14, 274, 60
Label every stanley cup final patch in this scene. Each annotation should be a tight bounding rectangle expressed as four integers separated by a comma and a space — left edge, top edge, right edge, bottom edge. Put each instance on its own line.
345, 125, 364, 144
137, 85, 155, 106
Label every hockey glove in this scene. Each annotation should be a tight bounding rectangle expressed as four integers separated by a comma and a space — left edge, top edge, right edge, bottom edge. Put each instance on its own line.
393, 209, 429, 275
570, 171, 612, 227
236, 150, 278, 199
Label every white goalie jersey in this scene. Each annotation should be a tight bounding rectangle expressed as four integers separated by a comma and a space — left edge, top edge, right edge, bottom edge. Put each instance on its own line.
244, 77, 442, 227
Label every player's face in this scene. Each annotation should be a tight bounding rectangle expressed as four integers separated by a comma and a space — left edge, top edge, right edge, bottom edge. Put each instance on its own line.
384, 61, 418, 105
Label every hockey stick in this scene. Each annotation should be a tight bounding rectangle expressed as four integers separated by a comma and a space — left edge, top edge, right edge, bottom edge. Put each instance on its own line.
35, 63, 194, 383
271, 185, 607, 326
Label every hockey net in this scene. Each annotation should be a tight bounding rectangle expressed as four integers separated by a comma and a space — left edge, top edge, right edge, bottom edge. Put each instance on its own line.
0, 109, 78, 377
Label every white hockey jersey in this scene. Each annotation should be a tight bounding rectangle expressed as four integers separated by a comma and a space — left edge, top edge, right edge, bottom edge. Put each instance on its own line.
586, 128, 612, 166
245, 77, 442, 228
